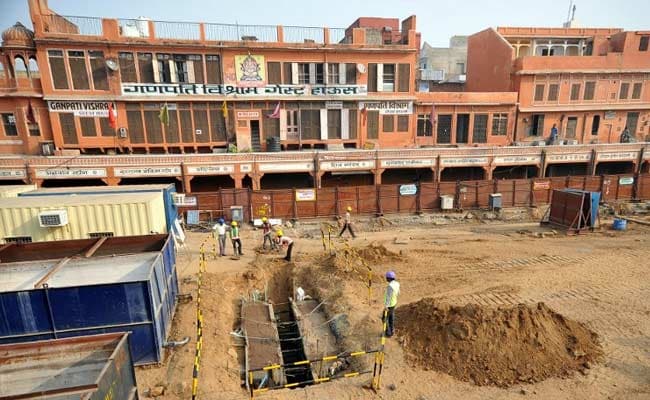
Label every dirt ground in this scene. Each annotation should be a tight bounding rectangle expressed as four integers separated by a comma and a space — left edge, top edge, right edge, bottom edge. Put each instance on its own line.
136, 211, 650, 400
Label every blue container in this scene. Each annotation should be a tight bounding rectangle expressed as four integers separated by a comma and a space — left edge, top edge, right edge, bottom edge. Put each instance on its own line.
19, 184, 179, 234
613, 218, 627, 231
0, 235, 178, 365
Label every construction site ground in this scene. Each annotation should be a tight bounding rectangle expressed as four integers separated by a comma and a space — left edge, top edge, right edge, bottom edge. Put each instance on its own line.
136, 209, 650, 400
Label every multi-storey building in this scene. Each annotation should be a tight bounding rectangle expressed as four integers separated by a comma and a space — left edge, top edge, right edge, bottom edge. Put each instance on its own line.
468, 26, 650, 151
418, 36, 468, 92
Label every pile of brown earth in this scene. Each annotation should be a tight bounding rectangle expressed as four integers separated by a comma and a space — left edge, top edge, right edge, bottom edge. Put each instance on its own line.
324, 242, 400, 279
356, 242, 401, 263
396, 299, 603, 387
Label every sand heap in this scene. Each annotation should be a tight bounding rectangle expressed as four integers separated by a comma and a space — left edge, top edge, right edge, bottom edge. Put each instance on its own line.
325, 242, 400, 279
396, 299, 602, 387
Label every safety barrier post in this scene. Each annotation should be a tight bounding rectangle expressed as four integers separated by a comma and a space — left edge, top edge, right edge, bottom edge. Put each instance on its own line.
191, 236, 210, 400
372, 309, 388, 391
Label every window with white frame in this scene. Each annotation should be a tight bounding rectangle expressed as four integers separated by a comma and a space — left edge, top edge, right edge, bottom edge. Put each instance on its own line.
298, 63, 310, 84
382, 64, 395, 92
491, 113, 508, 136
2, 114, 18, 136
327, 63, 339, 84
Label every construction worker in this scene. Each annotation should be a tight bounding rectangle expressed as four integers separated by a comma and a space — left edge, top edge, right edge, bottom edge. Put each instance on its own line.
276, 230, 294, 262
230, 221, 243, 256
383, 271, 400, 338
339, 206, 356, 238
261, 217, 275, 250
213, 218, 227, 256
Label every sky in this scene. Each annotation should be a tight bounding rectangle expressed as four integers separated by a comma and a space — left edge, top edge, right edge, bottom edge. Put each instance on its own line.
1, 0, 648, 47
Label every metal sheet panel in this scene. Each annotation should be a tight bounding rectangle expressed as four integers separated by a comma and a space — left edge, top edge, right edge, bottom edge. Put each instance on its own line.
0, 193, 167, 243
0, 184, 36, 198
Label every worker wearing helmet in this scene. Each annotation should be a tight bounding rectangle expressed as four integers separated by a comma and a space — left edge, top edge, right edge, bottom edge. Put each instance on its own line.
212, 217, 227, 256
261, 217, 276, 251
230, 221, 243, 256
339, 206, 357, 239
276, 229, 294, 262
383, 270, 400, 337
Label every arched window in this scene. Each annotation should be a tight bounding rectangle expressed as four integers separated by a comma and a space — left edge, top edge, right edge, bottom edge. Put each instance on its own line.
0, 61, 5, 79
28, 57, 39, 78
14, 56, 28, 78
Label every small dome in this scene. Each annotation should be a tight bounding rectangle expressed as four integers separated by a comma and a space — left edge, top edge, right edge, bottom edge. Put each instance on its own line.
2, 22, 35, 48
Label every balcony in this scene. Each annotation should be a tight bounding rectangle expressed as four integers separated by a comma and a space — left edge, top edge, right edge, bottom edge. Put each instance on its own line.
513, 52, 650, 74
33, 14, 416, 48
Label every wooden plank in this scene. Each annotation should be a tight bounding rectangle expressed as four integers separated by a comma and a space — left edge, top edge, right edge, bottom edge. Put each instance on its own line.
84, 236, 108, 258
33, 258, 71, 288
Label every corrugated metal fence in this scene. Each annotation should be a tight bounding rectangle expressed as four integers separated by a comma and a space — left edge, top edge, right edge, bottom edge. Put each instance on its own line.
182, 173, 650, 220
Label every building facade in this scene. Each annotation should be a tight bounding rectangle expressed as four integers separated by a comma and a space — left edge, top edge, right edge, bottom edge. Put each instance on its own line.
467, 27, 650, 145
418, 36, 468, 91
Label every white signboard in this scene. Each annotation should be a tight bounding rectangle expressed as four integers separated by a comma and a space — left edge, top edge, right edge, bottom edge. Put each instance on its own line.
320, 160, 375, 171
122, 83, 367, 97
440, 157, 488, 167
187, 165, 235, 175
259, 162, 313, 172
547, 153, 592, 162
597, 152, 637, 161
114, 166, 181, 177
240, 164, 252, 173
295, 189, 316, 202
236, 111, 260, 119
493, 155, 541, 165
326, 101, 343, 109
359, 101, 413, 115
381, 159, 435, 168
399, 184, 418, 196
48, 101, 114, 117
35, 168, 107, 179
0, 169, 26, 179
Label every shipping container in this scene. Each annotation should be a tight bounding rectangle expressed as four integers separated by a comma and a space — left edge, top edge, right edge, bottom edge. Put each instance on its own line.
0, 234, 178, 365
20, 184, 178, 234
0, 192, 166, 243
0, 184, 36, 198
0, 333, 139, 400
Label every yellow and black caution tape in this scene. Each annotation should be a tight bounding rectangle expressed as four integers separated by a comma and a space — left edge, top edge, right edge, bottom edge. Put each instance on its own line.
252, 370, 373, 394
371, 309, 388, 391
191, 237, 210, 400
248, 349, 379, 373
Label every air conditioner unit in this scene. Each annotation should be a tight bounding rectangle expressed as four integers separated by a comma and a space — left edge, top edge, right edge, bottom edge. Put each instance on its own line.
440, 195, 454, 210
40, 142, 55, 156
565, 139, 578, 145
118, 127, 128, 138
39, 210, 68, 227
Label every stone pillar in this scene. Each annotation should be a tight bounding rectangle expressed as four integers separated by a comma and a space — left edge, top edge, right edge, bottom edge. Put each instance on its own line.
102, 177, 122, 186
312, 171, 324, 189
484, 167, 493, 181
181, 175, 193, 193
373, 168, 384, 185
231, 174, 245, 189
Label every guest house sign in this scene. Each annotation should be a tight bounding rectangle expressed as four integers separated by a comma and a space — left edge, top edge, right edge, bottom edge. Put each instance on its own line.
121, 83, 367, 97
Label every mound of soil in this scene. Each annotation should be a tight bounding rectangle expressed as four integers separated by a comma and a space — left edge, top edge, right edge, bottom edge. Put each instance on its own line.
356, 242, 401, 263
396, 299, 603, 387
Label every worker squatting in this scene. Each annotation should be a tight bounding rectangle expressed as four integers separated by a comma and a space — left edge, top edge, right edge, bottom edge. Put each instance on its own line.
211, 208, 402, 338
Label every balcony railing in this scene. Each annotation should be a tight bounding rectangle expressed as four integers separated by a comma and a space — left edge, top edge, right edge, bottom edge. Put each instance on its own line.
204, 23, 277, 42
154, 21, 201, 40
329, 28, 347, 44
283, 26, 325, 44
42, 15, 103, 36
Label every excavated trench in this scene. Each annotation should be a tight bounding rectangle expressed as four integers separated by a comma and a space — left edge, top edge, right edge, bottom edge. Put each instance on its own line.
241, 264, 340, 391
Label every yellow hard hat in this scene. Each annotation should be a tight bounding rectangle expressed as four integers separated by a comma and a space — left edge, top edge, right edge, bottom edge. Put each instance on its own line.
276, 229, 284, 237
262, 217, 267, 222
347, 206, 352, 212
231, 221, 238, 226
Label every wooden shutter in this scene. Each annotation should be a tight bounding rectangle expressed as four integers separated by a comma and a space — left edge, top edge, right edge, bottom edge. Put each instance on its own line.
48, 51, 69, 89
193, 104, 209, 143
346, 63, 357, 84
68, 51, 90, 90
137, 53, 154, 83
263, 109, 280, 138
209, 105, 227, 142
437, 115, 452, 144
144, 110, 163, 143
398, 63, 410, 92
397, 115, 409, 132
327, 110, 341, 139
349, 110, 357, 139
59, 113, 77, 144
367, 111, 379, 139
118, 52, 137, 83
99, 117, 115, 137
367, 64, 377, 92
89, 51, 108, 90
126, 104, 144, 143
206, 55, 222, 84
382, 115, 394, 132
179, 104, 194, 142
79, 117, 97, 137
282, 62, 292, 84
267, 62, 281, 84
166, 109, 180, 143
